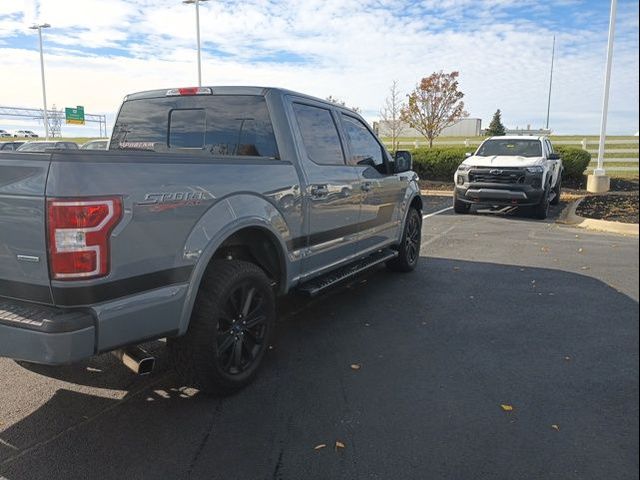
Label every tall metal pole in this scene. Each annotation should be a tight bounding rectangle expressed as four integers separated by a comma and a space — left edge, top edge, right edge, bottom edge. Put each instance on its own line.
31, 24, 51, 140
595, 0, 618, 175
545, 35, 555, 131
195, 0, 202, 86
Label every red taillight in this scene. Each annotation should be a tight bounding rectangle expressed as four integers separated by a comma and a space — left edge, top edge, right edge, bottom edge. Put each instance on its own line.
166, 87, 212, 96
47, 197, 123, 280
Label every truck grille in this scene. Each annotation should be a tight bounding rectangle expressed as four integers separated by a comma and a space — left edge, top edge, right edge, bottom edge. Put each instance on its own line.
469, 169, 526, 184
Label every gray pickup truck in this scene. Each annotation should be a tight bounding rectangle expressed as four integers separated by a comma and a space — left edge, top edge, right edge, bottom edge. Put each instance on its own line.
0, 86, 422, 394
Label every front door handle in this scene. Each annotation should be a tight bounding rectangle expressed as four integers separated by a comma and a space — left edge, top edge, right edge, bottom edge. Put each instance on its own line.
361, 182, 372, 192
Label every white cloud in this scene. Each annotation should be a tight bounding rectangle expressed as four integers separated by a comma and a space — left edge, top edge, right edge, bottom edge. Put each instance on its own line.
0, 0, 638, 136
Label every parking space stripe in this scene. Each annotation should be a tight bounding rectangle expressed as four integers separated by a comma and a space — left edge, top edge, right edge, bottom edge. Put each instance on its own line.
423, 206, 453, 219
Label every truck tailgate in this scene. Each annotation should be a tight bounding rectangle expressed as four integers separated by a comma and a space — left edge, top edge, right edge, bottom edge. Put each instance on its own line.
0, 153, 53, 304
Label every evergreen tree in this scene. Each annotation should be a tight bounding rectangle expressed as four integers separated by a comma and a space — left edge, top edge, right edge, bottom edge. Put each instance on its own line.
486, 109, 506, 136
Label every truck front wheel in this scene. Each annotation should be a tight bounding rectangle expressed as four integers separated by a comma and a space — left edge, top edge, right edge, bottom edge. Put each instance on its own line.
533, 188, 551, 220
550, 175, 562, 206
386, 207, 422, 272
168, 260, 275, 396
453, 192, 471, 214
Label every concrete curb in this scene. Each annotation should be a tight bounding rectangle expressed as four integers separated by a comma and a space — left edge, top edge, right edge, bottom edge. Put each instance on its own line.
557, 197, 639, 236
421, 189, 454, 197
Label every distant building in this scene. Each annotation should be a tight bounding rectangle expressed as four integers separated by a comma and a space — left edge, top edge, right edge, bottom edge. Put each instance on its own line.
375, 118, 482, 138
488, 125, 552, 136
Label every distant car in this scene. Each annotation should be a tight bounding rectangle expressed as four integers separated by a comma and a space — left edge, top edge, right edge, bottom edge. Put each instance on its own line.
0, 130, 12, 138
13, 130, 39, 138
16, 141, 79, 152
80, 139, 109, 150
0, 142, 25, 151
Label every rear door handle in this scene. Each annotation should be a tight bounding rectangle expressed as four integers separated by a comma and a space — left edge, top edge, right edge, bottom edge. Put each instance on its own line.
310, 185, 329, 197
361, 182, 372, 192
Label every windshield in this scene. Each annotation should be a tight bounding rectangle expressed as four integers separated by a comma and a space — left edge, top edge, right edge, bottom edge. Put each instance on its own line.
17, 142, 55, 152
476, 139, 542, 158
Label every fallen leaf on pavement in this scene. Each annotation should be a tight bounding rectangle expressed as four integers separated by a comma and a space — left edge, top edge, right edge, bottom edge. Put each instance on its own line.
350, 364, 361, 370
453, 266, 460, 271
335, 441, 345, 450
314, 444, 327, 450
580, 266, 590, 271
578, 248, 583, 253
564, 356, 571, 361
500, 404, 514, 412
551, 424, 560, 431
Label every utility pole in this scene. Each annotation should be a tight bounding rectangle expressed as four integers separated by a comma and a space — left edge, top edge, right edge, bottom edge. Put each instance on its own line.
182, 0, 209, 86
545, 35, 555, 131
29, 23, 51, 140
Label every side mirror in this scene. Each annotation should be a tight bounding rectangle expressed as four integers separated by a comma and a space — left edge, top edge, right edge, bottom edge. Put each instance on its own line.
465, 152, 473, 158
394, 150, 412, 173
548, 153, 561, 160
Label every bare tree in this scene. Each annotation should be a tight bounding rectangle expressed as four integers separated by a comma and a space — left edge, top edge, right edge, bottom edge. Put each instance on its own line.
325, 95, 362, 114
379, 80, 405, 153
401, 71, 468, 147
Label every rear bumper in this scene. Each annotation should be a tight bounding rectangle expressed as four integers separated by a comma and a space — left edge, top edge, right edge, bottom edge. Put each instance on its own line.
455, 183, 544, 206
0, 297, 95, 364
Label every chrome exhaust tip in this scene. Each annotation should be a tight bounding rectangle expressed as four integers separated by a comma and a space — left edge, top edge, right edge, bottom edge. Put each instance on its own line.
112, 346, 155, 375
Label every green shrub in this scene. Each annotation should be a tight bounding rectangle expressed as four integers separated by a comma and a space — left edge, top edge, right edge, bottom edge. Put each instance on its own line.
555, 146, 591, 182
410, 147, 470, 181
409, 145, 592, 183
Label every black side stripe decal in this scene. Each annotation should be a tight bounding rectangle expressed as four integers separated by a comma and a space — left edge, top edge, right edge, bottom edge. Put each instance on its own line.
286, 204, 396, 251
0, 279, 51, 304
52, 265, 194, 306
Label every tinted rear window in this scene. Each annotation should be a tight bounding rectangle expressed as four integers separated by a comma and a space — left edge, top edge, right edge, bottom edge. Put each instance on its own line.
292, 103, 345, 165
110, 95, 279, 158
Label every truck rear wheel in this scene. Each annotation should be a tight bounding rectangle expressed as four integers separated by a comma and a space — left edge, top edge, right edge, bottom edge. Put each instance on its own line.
386, 207, 421, 272
168, 260, 275, 396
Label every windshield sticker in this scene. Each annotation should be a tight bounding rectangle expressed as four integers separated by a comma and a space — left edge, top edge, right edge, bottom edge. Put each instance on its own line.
118, 141, 156, 150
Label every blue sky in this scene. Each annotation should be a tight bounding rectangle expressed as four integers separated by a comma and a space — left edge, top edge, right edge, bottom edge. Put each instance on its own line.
1, 0, 638, 136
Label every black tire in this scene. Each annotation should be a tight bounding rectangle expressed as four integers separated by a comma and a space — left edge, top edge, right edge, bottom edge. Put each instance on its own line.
550, 175, 561, 206
168, 260, 275, 396
453, 192, 471, 214
533, 187, 551, 219
386, 207, 422, 272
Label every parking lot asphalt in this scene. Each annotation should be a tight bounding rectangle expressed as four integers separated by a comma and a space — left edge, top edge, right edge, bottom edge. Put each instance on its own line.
1, 198, 638, 480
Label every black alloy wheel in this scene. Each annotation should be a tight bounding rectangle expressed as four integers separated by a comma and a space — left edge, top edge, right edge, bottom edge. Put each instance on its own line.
216, 281, 269, 375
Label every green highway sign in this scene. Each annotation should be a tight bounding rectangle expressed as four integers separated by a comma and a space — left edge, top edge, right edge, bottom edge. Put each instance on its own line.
65, 106, 85, 125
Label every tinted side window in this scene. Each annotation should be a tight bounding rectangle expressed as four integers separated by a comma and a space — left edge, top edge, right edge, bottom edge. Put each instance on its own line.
110, 95, 278, 158
341, 115, 384, 168
292, 103, 345, 165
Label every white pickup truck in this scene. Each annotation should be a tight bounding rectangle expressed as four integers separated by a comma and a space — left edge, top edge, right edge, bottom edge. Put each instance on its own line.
453, 136, 563, 219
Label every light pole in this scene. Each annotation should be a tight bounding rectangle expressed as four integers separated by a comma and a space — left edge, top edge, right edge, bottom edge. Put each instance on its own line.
545, 35, 555, 131
182, 0, 209, 87
588, 0, 617, 193
29, 23, 51, 140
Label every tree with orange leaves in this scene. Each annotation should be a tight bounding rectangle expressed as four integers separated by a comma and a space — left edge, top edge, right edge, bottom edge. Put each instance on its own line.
401, 71, 469, 147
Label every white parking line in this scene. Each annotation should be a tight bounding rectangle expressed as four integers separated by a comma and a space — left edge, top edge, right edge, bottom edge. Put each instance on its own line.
422, 224, 457, 246
423, 206, 453, 219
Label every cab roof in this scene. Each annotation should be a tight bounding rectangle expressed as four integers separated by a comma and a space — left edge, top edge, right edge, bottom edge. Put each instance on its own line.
123, 86, 360, 114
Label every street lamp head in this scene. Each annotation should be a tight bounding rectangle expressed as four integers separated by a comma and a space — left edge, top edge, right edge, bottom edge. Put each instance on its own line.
29, 23, 51, 30
182, 0, 209, 3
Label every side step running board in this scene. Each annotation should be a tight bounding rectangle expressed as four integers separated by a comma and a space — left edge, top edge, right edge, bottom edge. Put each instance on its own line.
296, 248, 398, 297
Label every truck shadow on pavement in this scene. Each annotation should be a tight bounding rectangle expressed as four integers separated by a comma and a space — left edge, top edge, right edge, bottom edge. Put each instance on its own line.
1, 256, 638, 480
